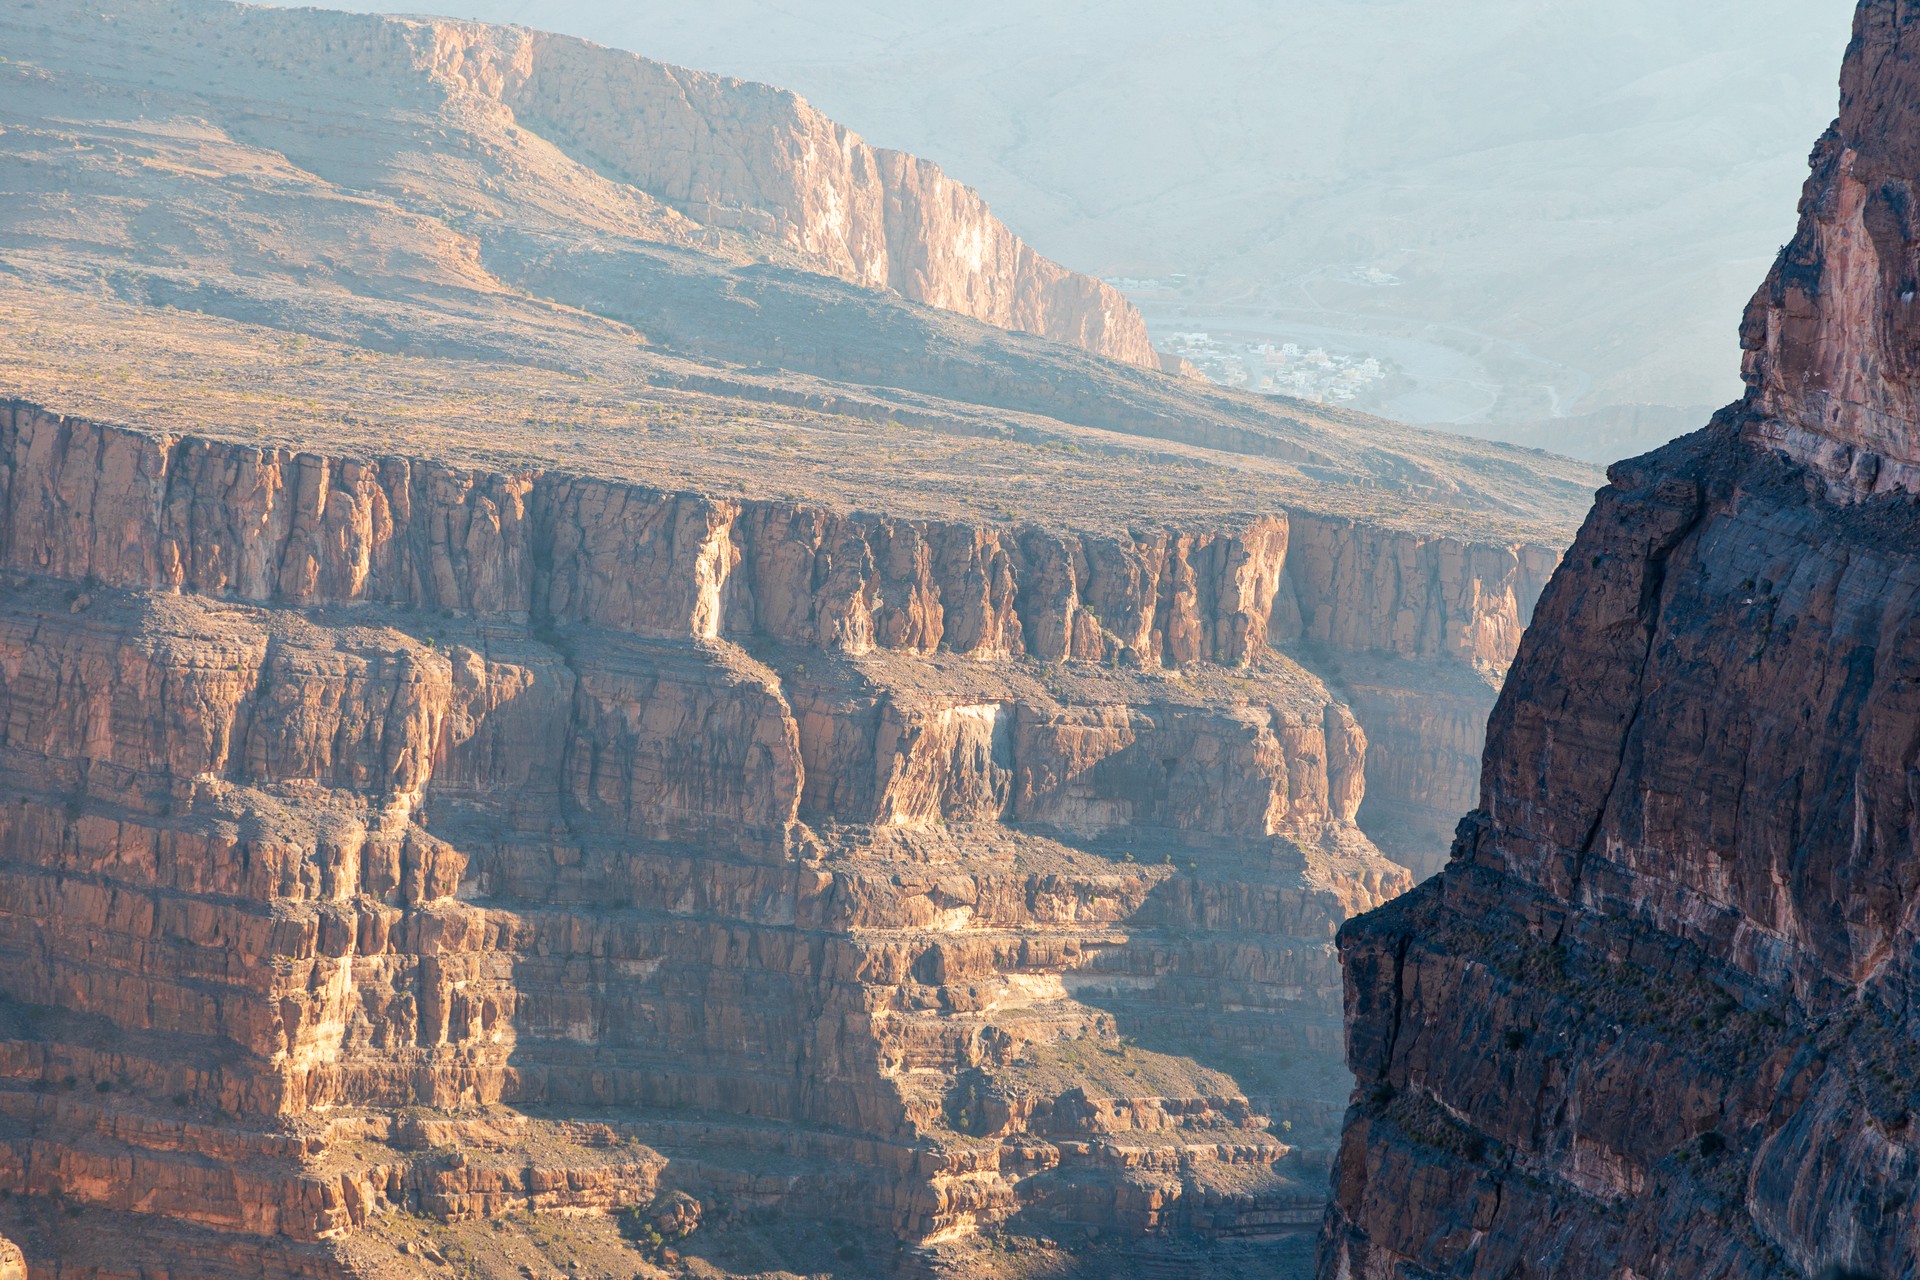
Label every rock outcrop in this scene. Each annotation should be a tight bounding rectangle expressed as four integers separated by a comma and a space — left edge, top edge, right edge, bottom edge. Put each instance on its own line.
1741, 0, 1920, 496
482, 25, 1160, 367
1322, 4, 1920, 1277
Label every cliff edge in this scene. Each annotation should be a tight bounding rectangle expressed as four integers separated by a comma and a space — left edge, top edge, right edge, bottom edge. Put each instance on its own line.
4, 0, 1155, 369
1324, 4, 1920, 1277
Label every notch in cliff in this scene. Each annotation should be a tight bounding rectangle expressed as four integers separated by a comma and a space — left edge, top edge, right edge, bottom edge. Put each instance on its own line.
1324, 3, 1920, 1278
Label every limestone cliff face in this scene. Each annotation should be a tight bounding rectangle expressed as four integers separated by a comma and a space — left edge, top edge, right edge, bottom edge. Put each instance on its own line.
474, 26, 1159, 366
0, 399, 1549, 892
0, 409, 1546, 674
1323, 4, 1920, 1276
0, 399, 1562, 1276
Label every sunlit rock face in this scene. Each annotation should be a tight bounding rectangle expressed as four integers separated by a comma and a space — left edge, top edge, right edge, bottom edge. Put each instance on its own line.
0, 401, 1575, 1276
0, 2, 1593, 1272
1322, 4, 1920, 1278
1744, 3, 1920, 494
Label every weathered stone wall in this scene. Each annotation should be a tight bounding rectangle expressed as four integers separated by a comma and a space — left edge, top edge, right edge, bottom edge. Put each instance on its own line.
0, 401, 1554, 878
1323, 6, 1920, 1276
0, 406, 1547, 672
0, 399, 1573, 1273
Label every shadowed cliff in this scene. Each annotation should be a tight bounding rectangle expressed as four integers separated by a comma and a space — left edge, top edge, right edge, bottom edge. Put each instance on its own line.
1323, 4, 1920, 1276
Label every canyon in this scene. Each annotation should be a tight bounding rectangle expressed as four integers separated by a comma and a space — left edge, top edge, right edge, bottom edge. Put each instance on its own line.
1321, 2, 1920, 1277
0, 1, 1599, 1276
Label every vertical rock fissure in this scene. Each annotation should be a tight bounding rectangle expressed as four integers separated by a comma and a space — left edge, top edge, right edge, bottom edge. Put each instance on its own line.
1560, 492, 1707, 928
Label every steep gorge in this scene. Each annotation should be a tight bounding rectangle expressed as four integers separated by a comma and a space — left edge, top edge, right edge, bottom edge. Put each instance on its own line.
1322, 3, 1920, 1277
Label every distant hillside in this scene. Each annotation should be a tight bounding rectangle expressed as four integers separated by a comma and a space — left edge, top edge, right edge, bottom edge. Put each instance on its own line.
351, 0, 1854, 449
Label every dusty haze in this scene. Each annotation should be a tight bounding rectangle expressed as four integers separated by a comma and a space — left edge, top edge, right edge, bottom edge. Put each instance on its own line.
316, 0, 1855, 460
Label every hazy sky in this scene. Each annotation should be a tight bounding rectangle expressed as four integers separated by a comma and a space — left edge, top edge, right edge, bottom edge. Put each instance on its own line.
325, 0, 1858, 441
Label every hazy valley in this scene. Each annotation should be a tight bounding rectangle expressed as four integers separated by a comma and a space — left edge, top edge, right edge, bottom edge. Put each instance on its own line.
330, 0, 1857, 459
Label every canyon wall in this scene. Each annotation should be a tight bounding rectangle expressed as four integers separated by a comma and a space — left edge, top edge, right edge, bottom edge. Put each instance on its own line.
0, 3, 1593, 1273
0, 406, 1550, 673
0, 399, 1553, 1276
1322, 4, 1920, 1277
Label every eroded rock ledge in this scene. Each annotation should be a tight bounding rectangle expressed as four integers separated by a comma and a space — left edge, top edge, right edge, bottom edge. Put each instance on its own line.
1742, 1, 1920, 496
0, 404, 1549, 672
2, 397, 1554, 877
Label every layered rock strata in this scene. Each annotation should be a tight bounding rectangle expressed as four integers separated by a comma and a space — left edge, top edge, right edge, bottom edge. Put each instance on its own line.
0, 398, 1564, 1276
0, 0, 1593, 893
1323, 4, 1920, 1276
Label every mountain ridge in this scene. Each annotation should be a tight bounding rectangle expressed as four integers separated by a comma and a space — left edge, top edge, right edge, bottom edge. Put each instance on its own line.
63, 0, 1162, 368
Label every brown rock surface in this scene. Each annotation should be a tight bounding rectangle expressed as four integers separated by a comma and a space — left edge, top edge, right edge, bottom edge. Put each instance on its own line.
1323, 4, 1920, 1277
1743, 1, 1920, 494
